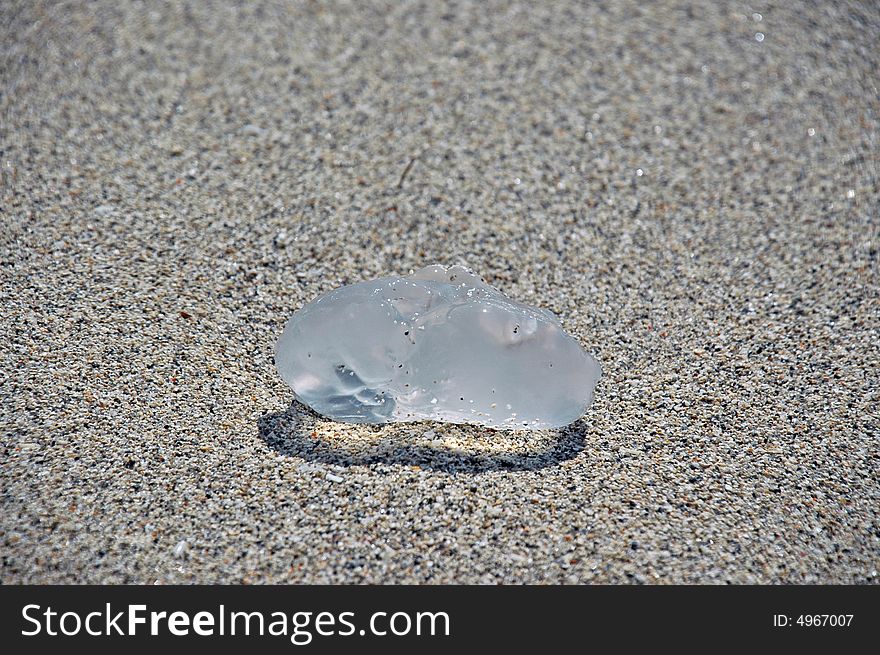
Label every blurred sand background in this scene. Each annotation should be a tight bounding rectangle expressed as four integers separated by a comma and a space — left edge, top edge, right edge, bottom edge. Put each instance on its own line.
2, 1, 878, 583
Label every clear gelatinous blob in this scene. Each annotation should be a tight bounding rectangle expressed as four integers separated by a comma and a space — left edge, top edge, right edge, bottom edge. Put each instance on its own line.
275, 265, 601, 430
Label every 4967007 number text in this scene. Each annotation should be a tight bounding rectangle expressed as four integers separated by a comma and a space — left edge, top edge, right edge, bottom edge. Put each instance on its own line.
773, 614, 853, 628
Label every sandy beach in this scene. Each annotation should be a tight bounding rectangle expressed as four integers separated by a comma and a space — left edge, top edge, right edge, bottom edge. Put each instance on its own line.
2, 1, 878, 583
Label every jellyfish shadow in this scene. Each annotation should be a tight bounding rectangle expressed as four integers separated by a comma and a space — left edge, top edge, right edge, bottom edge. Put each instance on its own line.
257, 400, 592, 474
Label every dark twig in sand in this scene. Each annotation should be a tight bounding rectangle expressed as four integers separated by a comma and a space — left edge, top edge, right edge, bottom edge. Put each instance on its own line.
396, 156, 418, 189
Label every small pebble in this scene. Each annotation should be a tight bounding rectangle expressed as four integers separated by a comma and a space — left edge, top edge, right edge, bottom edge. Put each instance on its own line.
172, 540, 189, 559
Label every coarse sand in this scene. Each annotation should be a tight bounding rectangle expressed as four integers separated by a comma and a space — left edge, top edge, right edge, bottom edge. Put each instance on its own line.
2, 1, 878, 583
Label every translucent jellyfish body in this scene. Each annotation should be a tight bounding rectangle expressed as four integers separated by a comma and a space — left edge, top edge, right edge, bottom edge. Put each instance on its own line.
275, 265, 601, 429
